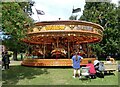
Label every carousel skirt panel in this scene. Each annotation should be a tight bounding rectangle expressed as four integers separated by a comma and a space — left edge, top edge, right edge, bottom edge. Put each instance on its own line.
21, 58, 96, 66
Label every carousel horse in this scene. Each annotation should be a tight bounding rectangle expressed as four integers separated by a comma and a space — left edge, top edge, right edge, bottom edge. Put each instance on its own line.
51, 48, 67, 58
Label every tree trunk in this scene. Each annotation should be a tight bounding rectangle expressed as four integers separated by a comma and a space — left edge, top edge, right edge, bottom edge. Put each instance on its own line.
20, 53, 23, 60
13, 51, 18, 61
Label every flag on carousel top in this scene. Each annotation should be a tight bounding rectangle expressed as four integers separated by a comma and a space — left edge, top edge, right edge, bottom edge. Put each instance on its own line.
72, 8, 81, 13
36, 9, 45, 15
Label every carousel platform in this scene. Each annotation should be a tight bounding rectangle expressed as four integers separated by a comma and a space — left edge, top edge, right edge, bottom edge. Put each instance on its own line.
21, 58, 96, 67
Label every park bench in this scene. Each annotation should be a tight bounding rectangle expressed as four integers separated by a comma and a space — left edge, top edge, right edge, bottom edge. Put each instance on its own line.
104, 62, 118, 73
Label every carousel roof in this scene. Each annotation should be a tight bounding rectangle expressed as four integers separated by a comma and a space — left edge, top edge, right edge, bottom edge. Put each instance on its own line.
22, 20, 104, 44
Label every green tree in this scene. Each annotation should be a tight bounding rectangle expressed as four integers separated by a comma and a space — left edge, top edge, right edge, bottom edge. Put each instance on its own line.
80, 2, 120, 58
2, 1, 34, 60
69, 15, 78, 20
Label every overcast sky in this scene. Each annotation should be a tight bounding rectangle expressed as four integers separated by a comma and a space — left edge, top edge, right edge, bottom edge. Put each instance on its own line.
31, 0, 119, 22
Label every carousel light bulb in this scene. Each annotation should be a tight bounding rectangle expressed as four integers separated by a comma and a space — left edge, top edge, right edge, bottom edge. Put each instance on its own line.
73, 34, 76, 36
68, 34, 70, 36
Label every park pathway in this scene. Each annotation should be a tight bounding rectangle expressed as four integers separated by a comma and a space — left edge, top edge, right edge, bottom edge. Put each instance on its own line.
9, 60, 22, 66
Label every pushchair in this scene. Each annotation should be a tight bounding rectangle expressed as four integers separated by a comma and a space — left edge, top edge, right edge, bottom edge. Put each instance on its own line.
79, 67, 91, 81
94, 61, 105, 78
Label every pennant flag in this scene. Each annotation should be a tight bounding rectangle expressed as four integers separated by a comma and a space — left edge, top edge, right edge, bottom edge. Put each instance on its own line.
36, 9, 45, 15
72, 8, 81, 13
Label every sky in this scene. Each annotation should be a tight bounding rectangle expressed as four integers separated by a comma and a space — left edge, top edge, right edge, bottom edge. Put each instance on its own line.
31, 0, 119, 22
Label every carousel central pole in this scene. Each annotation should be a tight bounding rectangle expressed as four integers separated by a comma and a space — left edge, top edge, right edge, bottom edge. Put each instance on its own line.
27, 43, 30, 58
43, 42, 45, 58
56, 37, 59, 59
86, 43, 89, 58
68, 41, 70, 58
56, 37, 59, 48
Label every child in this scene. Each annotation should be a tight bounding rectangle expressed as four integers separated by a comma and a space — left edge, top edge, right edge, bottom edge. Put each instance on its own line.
86, 60, 96, 79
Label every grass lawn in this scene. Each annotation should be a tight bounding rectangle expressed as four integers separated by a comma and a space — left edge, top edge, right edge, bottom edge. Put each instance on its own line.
2, 62, 119, 86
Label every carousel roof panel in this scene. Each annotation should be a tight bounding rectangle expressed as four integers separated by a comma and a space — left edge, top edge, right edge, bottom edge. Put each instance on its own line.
34, 20, 104, 31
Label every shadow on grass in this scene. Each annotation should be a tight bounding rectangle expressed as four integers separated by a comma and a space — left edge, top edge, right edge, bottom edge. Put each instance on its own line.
104, 72, 115, 76
2, 65, 49, 85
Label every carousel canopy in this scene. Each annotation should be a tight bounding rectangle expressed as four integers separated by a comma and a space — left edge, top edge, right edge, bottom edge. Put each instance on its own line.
22, 20, 104, 44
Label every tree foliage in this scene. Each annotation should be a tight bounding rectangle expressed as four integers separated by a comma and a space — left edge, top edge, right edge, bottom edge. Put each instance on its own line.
2, 1, 34, 60
80, 2, 120, 58
69, 15, 78, 20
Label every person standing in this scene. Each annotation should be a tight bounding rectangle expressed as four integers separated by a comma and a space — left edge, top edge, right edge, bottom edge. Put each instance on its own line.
72, 51, 83, 78
4, 51, 10, 69
2, 52, 5, 70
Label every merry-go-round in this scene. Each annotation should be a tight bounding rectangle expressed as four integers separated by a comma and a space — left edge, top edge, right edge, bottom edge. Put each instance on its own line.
21, 20, 104, 66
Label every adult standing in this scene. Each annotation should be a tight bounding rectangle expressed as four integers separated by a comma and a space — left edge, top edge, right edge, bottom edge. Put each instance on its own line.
4, 51, 10, 69
72, 51, 83, 78
2, 52, 5, 70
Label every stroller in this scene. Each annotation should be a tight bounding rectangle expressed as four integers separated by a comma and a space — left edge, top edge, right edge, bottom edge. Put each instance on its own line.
94, 61, 105, 78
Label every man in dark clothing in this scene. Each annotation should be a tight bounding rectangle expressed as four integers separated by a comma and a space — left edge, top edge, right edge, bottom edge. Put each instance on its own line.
2, 52, 5, 70
4, 51, 10, 69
